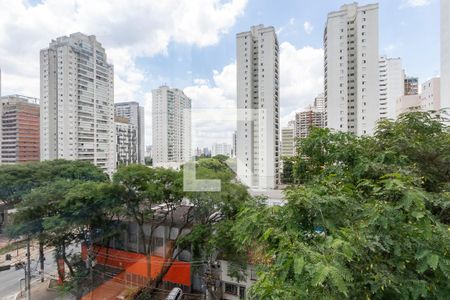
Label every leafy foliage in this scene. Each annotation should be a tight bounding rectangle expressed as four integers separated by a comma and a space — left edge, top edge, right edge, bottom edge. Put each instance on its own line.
232, 112, 450, 299
0, 160, 107, 205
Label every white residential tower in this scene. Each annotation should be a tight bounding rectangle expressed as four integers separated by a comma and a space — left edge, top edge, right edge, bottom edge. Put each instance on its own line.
324, 3, 379, 135
152, 86, 191, 168
236, 24, 280, 190
379, 56, 404, 119
40, 33, 115, 173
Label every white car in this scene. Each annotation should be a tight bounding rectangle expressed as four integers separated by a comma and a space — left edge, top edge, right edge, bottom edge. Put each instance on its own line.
166, 287, 183, 300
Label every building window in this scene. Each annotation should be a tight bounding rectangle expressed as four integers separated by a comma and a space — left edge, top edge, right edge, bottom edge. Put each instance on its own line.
250, 268, 258, 281
225, 283, 238, 296
239, 286, 246, 299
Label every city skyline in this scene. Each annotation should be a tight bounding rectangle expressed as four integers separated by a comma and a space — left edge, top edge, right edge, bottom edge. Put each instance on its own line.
0, 0, 441, 148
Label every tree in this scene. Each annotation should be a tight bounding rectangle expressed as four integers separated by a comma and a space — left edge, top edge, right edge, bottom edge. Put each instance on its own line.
144, 157, 153, 166
45, 181, 123, 294
158, 158, 250, 295
8, 180, 81, 282
281, 157, 294, 184
231, 112, 450, 299
5, 161, 108, 283
212, 154, 229, 163
113, 165, 184, 253
134, 158, 251, 298
0, 160, 108, 207
112, 164, 184, 281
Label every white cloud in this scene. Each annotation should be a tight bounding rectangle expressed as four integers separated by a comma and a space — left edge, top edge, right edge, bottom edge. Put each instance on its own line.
193, 78, 210, 85
181, 42, 324, 147
400, 0, 432, 8
277, 17, 296, 35
183, 63, 237, 148
303, 21, 313, 35
144, 62, 238, 148
279, 42, 323, 125
0, 0, 247, 99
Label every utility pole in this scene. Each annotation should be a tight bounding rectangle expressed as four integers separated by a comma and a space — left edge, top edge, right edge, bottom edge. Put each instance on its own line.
26, 237, 31, 300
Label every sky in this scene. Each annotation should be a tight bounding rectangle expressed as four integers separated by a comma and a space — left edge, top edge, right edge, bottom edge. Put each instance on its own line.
0, 0, 441, 148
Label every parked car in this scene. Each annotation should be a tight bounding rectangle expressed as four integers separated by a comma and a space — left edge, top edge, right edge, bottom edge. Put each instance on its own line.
14, 262, 25, 270
166, 287, 183, 300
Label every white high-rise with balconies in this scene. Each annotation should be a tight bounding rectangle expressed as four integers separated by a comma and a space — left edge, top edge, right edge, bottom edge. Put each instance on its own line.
40, 33, 115, 173
152, 86, 191, 168
379, 56, 404, 120
420, 77, 441, 111
324, 3, 379, 135
236, 24, 280, 190
115, 102, 145, 164
442, 0, 450, 110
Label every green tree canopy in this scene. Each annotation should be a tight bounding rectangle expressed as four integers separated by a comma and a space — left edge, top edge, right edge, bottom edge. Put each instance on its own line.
0, 160, 108, 205
232, 112, 450, 299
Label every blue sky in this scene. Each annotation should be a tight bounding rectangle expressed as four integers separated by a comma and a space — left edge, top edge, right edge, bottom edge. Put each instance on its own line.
0, 0, 441, 147
139, 0, 440, 92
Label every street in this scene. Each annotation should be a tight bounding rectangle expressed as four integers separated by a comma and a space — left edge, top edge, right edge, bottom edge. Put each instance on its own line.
0, 250, 57, 300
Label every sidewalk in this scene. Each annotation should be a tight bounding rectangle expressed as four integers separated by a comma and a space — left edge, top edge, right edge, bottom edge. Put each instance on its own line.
16, 279, 76, 300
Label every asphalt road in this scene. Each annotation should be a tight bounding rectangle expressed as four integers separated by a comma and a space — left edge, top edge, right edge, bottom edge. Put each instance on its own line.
0, 252, 57, 300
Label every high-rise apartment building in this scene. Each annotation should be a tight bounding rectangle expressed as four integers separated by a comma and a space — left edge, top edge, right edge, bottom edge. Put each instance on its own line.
40, 33, 115, 173
314, 93, 325, 112
396, 95, 421, 116
232, 131, 237, 157
294, 106, 324, 138
115, 102, 145, 164
404, 76, 419, 96
442, 0, 450, 110
396, 77, 441, 116
236, 24, 280, 190
115, 116, 137, 167
379, 56, 404, 119
0, 95, 40, 164
420, 77, 440, 111
152, 86, 191, 168
324, 3, 379, 135
281, 127, 295, 157
211, 143, 232, 157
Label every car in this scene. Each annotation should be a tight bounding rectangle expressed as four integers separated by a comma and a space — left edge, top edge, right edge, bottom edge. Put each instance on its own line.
166, 287, 183, 300
14, 262, 25, 270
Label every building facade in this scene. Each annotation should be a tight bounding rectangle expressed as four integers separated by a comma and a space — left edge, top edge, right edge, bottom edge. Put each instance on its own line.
404, 76, 419, 96
280, 127, 295, 157
115, 116, 138, 167
396, 95, 421, 116
0, 95, 40, 164
211, 143, 232, 157
379, 56, 404, 119
219, 260, 257, 300
441, 0, 450, 111
294, 106, 324, 138
115, 102, 145, 164
420, 77, 441, 112
152, 86, 191, 168
236, 24, 280, 190
314, 93, 325, 112
324, 3, 379, 135
40, 33, 115, 173
232, 131, 237, 157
